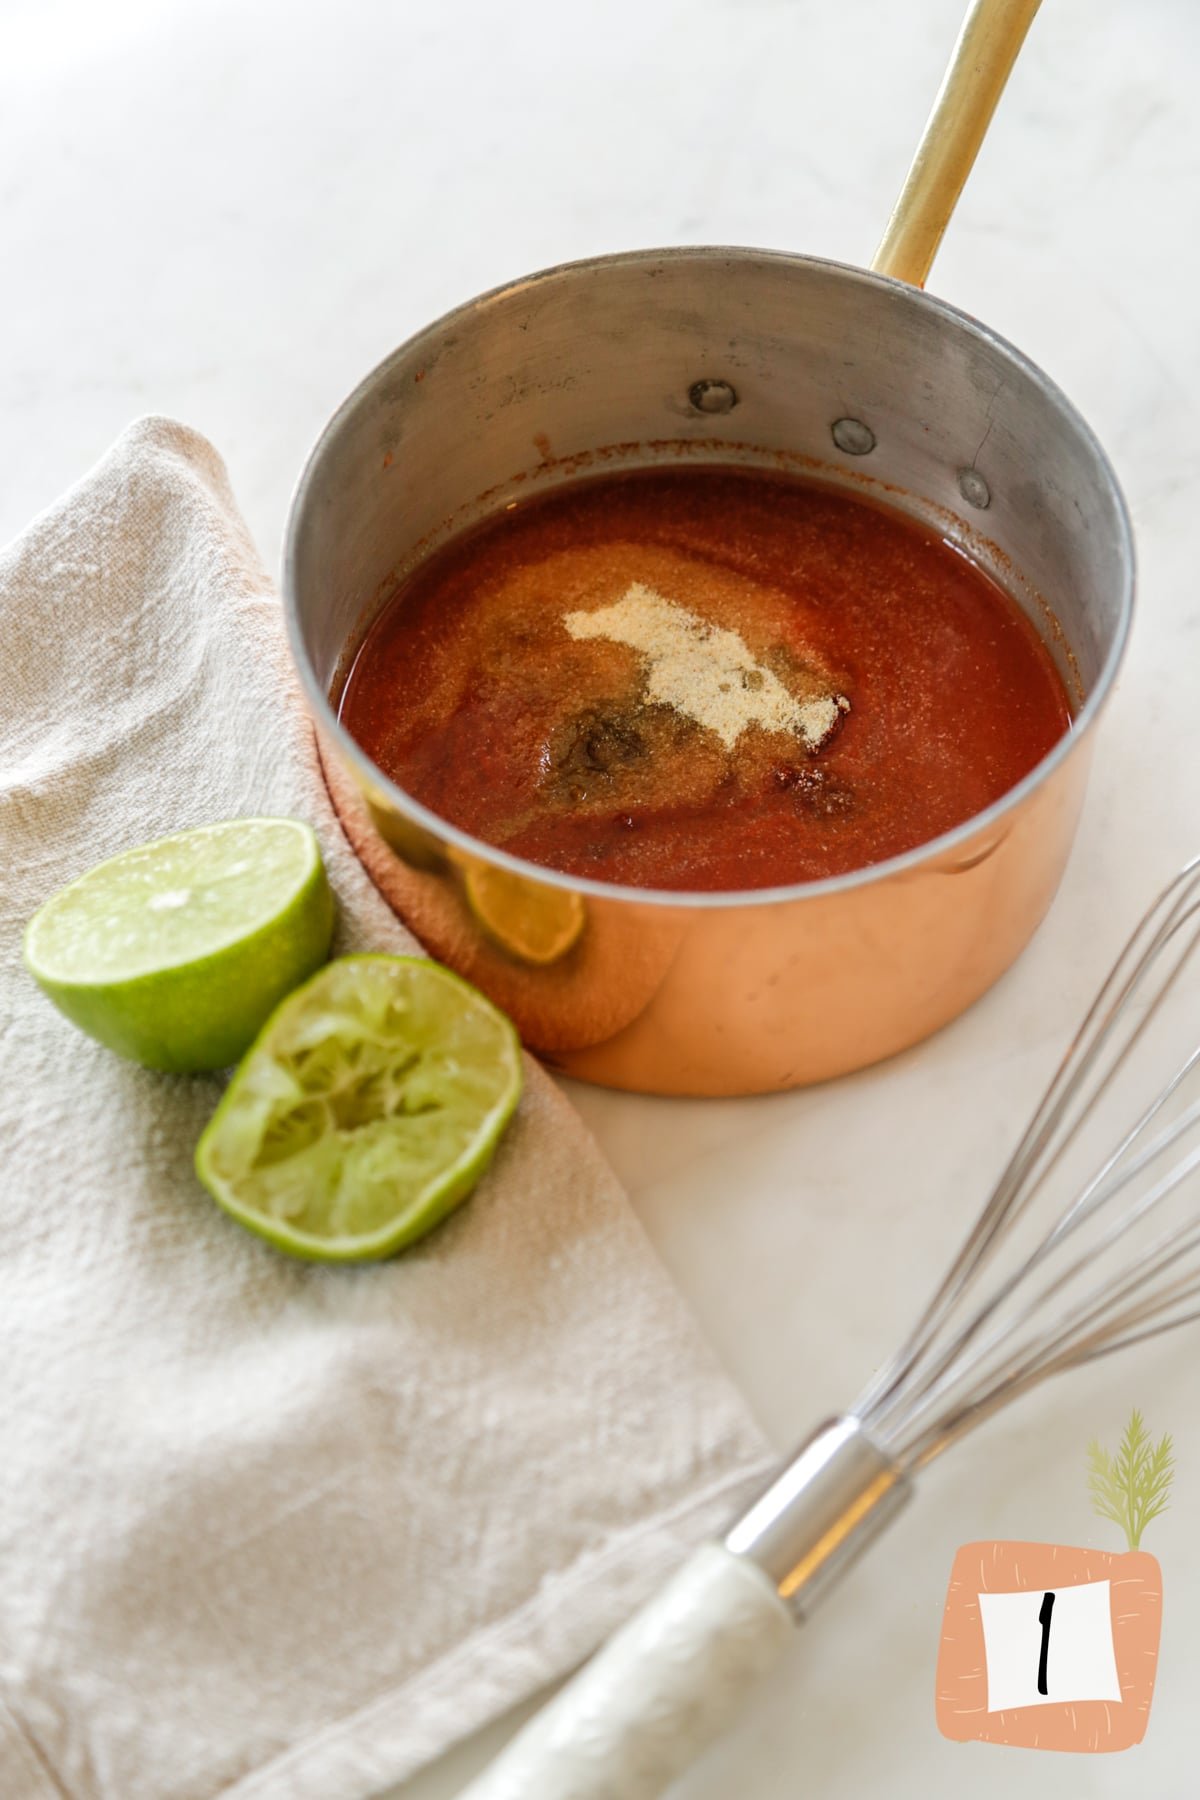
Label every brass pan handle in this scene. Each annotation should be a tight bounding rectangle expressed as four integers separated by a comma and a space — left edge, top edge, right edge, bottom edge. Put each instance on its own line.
872, 0, 1043, 289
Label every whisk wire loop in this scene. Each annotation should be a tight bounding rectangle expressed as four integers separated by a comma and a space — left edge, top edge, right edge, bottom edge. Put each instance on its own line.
855, 857, 1200, 1470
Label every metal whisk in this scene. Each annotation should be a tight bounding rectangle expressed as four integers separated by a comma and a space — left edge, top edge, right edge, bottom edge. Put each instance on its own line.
859, 852, 1200, 1472
463, 859, 1200, 1800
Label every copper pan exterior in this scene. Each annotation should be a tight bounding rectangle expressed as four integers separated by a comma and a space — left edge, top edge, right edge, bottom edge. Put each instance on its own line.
284, 248, 1133, 1096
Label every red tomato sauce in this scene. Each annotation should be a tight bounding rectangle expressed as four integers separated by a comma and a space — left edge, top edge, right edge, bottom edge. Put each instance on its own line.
337, 468, 1072, 891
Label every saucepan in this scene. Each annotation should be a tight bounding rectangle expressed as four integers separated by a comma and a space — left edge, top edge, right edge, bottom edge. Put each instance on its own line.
283, 0, 1132, 1096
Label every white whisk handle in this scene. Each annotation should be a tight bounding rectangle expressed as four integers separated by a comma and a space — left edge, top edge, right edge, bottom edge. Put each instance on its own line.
460, 1419, 908, 1800
457, 1545, 793, 1800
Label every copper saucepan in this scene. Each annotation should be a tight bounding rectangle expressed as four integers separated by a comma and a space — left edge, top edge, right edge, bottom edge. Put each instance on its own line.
283, 0, 1133, 1096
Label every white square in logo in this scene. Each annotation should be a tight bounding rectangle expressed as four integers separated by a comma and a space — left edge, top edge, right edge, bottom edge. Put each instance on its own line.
978, 1580, 1123, 1711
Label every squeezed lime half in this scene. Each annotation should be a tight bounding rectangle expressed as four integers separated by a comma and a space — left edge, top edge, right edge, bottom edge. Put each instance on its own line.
194, 955, 523, 1260
24, 818, 334, 1072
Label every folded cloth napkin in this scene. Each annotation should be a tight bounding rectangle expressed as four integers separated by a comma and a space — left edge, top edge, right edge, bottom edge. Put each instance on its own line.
0, 419, 774, 1800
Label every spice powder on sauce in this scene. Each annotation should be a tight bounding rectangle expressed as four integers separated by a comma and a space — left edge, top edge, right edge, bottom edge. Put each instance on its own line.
563, 582, 849, 752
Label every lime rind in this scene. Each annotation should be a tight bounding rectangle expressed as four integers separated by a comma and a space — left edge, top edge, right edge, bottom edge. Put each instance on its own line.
195, 955, 523, 1261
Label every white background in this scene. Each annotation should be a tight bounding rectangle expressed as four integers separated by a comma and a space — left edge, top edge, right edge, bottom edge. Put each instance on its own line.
3, 1, 1197, 1795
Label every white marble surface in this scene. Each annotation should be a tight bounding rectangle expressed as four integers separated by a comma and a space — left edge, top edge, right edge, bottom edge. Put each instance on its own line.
5, 1, 1200, 1794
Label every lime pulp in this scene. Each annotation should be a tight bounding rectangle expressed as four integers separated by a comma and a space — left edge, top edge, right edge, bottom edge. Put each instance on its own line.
194, 955, 523, 1260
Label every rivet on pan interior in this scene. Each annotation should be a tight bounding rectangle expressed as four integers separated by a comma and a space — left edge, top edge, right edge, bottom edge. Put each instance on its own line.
958, 468, 991, 509
831, 417, 875, 456
689, 379, 738, 415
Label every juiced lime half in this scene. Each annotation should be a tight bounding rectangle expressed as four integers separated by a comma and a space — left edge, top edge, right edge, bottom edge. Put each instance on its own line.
23, 818, 334, 1072
194, 955, 523, 1260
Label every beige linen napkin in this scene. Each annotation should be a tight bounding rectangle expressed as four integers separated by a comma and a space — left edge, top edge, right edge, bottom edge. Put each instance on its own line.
0, 418, 774, 1800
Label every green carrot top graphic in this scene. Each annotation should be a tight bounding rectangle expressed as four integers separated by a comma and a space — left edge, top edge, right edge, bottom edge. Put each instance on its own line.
1087, 1409, 1174, 1551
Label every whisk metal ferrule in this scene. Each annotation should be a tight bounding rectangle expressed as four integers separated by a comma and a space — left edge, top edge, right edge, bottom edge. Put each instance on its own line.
724, 1416, 910, 1618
